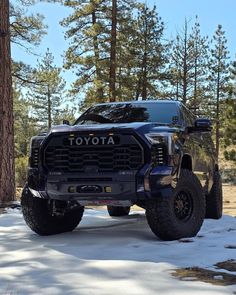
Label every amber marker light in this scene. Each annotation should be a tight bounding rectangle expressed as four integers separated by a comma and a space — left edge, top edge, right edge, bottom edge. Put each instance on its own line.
104, 186, 112, 193
172, 133, 179, 142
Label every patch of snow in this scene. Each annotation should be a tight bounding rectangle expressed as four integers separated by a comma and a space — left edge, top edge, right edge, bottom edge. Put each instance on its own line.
0, 209, 236, 294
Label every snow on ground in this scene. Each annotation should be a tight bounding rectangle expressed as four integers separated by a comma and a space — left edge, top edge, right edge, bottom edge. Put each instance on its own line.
0, 208, 236, 295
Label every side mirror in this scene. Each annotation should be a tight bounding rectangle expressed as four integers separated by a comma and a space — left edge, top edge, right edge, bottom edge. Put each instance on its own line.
194, 118, 212, 130
63, 119, 70, 125
187, 118, 212, 133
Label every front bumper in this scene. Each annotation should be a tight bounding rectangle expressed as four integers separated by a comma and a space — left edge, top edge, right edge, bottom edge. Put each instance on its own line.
28, 165, 175, 204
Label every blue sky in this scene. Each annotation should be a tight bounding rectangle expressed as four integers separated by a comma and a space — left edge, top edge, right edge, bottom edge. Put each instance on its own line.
154, 0, 236, 55
12, 0, 236, 87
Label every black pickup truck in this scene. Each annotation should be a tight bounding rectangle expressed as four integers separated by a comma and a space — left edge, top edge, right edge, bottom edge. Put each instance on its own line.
21, 100, 223, 240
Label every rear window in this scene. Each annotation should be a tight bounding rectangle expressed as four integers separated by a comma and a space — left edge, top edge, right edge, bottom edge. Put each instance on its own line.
75, 102, 180, 125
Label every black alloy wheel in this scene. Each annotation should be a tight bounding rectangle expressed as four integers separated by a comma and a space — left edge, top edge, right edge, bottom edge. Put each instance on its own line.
146, 169, 206, 241
174, 190, 193, 221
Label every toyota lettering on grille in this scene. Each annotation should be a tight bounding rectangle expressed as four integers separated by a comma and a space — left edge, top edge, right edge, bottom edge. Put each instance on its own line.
68, 136, 115, 146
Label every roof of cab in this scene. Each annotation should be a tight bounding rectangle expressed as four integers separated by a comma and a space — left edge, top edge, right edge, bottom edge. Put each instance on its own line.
96, 100, 182, 106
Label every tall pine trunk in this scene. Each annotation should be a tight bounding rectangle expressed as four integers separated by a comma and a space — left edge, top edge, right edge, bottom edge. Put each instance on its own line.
182, 21, 188, 105
193, 58, 198, 115
176, 74, 179, 100
0, 0, 15, 202
141, 52, 147, 100
47, 84, 52, 128
109, 0, 117, 102
216, 69, 220, 161
92, 10, 104, 101
141, 10, 148, 100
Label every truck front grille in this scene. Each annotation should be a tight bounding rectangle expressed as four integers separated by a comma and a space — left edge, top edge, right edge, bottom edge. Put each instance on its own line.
43, 135, 144, 173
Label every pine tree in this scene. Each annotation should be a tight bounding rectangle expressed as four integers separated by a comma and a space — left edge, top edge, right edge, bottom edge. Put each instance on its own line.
28, 49, 66, 129
170, 19, 195, 104
10, 1, 47, 50
223, 61, 236, 164
131, 5, 167, 100
0, 0, 15, 202
13, 86, 39, 186
107, 0, 139, 101
208, 25, 230, 159
115, 13, 135, 100
10, 0, 47, 87
61, 0, 109, 103
61, 0, 138, 106
189, 16, 209, 114
223, 99, 236, 163
109, 0, 117, 101
14, 88, 38, 157
169, 17, 211, 113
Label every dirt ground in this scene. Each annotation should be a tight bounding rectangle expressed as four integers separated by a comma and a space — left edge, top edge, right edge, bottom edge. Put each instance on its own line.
223, 185, 236, 217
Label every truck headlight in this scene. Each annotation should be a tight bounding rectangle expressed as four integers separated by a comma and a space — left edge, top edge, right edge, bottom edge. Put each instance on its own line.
29, 136, 45, 168
145, 132, 178, 155
145, 133, 168, 145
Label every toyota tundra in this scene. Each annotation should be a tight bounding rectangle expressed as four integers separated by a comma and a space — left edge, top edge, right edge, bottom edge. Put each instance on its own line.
21, 100, 223, 240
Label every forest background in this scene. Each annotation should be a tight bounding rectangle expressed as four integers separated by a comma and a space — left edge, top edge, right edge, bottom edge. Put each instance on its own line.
2, 0, 236, 196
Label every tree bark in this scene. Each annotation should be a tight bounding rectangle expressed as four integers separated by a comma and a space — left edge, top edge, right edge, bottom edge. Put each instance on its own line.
47, 84, 52, 128
141, 53, 147, 100
215, 66, 220, 161
193, 57, 198, 115
0, 0, 15, 202
109, 0, 117, 102
182, 21, 188, 105
176, 72, 179, 100
141, 9, 148, 100
92, 9, 104, 101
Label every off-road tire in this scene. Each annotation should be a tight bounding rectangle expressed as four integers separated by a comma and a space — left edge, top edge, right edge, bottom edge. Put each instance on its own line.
107, 205, 130, 217
146, 169, 205, 241
21, 185, 84, 236
205, 171, 223, 219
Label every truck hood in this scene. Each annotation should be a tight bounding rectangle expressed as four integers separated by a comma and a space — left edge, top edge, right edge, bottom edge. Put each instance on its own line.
49, 122, 182, 135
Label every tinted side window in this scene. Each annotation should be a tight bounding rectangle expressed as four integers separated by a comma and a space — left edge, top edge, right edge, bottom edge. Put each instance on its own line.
180, 105, 195, 126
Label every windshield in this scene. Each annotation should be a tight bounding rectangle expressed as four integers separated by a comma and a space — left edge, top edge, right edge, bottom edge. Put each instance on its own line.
75, 102, 180, 125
